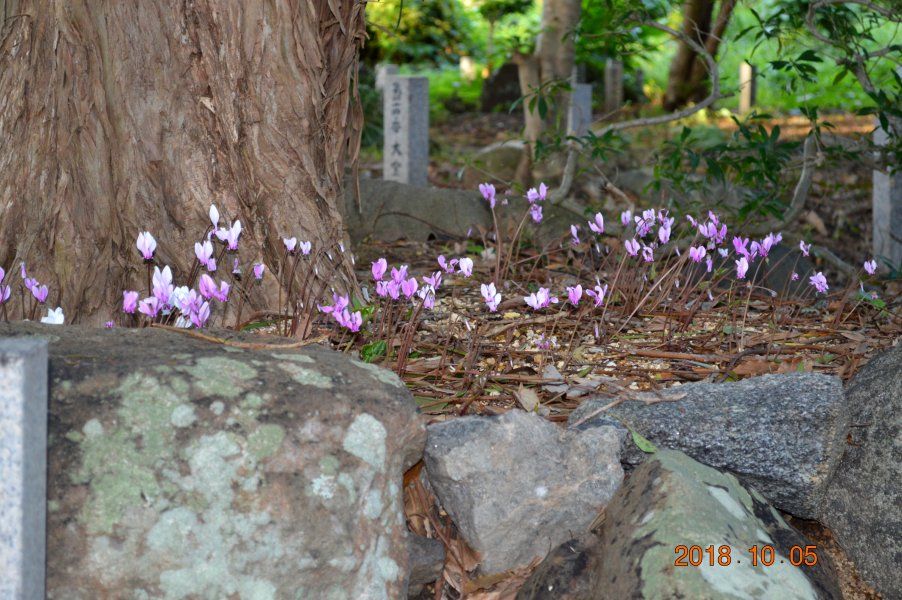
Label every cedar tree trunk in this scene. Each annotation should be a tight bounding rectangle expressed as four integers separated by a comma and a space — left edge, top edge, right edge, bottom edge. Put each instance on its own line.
0, 0, 364, 324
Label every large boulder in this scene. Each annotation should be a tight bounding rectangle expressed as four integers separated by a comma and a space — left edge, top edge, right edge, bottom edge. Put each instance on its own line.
569, 372, 848, 519
342, 178, 492, 242
822, 343, 902, 598
518, 451, 841, 599
0, 323, 426, 599
424, 410, 623, 575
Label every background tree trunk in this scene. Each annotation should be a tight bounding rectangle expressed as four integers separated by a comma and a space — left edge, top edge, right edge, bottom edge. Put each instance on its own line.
0, 0, 365, 324
514, 0, 581, 179
663, 0, 733, 110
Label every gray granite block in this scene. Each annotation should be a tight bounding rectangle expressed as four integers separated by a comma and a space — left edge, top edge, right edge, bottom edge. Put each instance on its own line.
0, 338, 48, 600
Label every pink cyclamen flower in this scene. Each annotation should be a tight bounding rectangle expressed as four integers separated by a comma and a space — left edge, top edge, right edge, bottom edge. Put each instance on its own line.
526, 182, 548, 203
418, 285, 436, 309
299, 241, 312, 255
216, 220, 242, 251
732, 236, 750, 257
570, 224, 581, 245
688, 246, 707, 263
212, 280, 230, 302
567, 284, 583, 307
524, 287, 558, 310
658, 221, 672, 245
401, 277, 419, 299
863, 259, 877, 275
588, 213, 604, 235
122, 290, 139, 314
791, 272, 800, 281
253, 263, 265, 280
624, 239, 640, 257
152, 266, 174, 305
372, 258, 388, 281
198, 274, 217, 300
195, 240, 214, 269
32, 284, 49, 304
0, 267, 4, 282
809, 272, 829, 294
458, 257, 474, 277
138, 296, 161, 318
481, 282, 501, 312
190, 301, 211, 328
391, 265, 408, 283
479, 183, 497, 209
529, 203, 543, 223
0, 285, 11, 304
585, 284, 608, 307
799, 241, 811, 257
717, 248, 729, 258
437, 255, 458, 274
231, 258, 241, 275
136, 232, 157, 261
705, 255, 714, 273
283, 237, 298, 253
423, 271, 442, 289
735, 256, 749, 280
641, 246, 654, 263
620, 210, 632, 227
104, 321, 115, 328
209, 204, 220, 228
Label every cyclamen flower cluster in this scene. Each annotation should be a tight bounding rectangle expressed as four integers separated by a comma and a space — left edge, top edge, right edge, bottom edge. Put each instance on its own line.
319, 293, 362, 332
123, 204, 264, 328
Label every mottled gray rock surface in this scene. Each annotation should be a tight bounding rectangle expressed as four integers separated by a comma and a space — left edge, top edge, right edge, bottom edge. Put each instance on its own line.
569, 372, 847, 519
407, 534, 445, 597
424, 410, 623, 575
822, 343, 901, 599
519, 451, 840, 600
342, 178, 492, 243
0, 323, 426, 600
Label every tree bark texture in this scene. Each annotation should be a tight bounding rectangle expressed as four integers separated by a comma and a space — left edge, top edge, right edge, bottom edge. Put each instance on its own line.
514, 0, 581, 170
0, 0, 365, 324
664, 0, 733, 111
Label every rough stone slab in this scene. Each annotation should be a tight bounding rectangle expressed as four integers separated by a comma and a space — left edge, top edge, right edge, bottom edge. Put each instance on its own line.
383, 75, 429, 186
424, 410, 623, 575
569, 372, 848, 519
0, 338, 48, 600
822, 343, 901, 598
567, 84, 593, 137
0, 323, 426, 600
519, 451, 840, 600
342, 178, 492, 243
603, 59, 623, 114
375, 63, 399, 93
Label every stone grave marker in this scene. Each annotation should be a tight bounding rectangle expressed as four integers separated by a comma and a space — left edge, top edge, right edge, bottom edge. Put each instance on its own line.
604, 59, 624, 114
374, 63, 398, 93
383, 75, 429, 187
0, 338, 48, 600
739, 62, 757, 113
873, 117, 901, 268
567, 83, 593, 137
